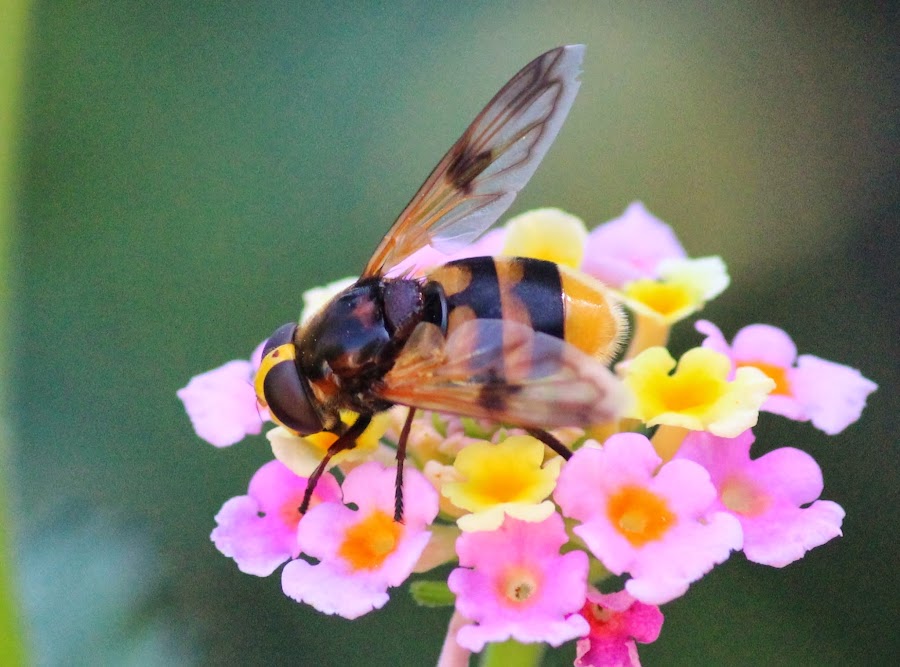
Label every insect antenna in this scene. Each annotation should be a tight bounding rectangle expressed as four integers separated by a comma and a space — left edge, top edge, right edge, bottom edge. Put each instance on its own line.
525, 428, 573, 461
393, 407, 417, 523
298, 414, 373, 515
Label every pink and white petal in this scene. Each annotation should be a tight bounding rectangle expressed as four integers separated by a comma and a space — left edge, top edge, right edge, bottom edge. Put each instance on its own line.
792, 355, 878, 435
281, 559, 390, 619
750, 447, 824, 506
695, 320, 732, 359
583, 202, 686, 287
556, 437, 662, 522
510, 615, 590, 649
762, 392, 808, 421
463, 228, 506, 258
341, 462, 438, 527
455, 612, 588, 653
573, 517, 640, 576
331, 462, 394, 515
679, 429, 753, 475
177, 359, 263, 447
648, 459, 717, 517
389, 246, 450, 277
389, 229, 506, 277
447, 567, 500, 622
247, 460, 340, 515
379, 529, 435, 588
211, 496, 294, 576
455, 513, 568, 572
625, 512, 743, 605
741, 500, 844, 567
525, 549, 591, 621
296, 502, 358, 561
730, 324, 797, 367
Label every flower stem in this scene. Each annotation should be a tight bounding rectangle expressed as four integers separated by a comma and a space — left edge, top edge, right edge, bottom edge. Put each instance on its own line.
480, 640, 546, 667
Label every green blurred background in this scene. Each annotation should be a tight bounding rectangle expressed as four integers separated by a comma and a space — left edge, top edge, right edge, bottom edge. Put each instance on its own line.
4, 2, 897, 665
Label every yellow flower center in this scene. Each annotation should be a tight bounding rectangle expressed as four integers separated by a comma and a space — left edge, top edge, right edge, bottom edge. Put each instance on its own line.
737, 361, 791, 396
607, 485, 676, 546
337, 510, 402, 571
625, 280, 694, 317
499, 567, 540, 605
444, 436, 559, 512
656, 365, 727, 413
721, 476, 769, 517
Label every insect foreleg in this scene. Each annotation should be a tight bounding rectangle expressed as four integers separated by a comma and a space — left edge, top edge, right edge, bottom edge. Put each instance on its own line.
393, 407, 417, 523
299, 414, 373, 515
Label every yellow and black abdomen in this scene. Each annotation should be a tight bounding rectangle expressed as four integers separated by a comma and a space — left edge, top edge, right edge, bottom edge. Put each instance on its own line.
427, 256, 624, 362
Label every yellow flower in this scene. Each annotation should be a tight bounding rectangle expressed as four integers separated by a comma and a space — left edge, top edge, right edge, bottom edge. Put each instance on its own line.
623, 347, 774, 437
268, 411, 390, 477
441, 435, 562, 532
502, 208, 588, 268
621, 257, 729, 325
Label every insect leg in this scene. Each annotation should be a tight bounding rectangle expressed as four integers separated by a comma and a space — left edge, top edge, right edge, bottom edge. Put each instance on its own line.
393, 407, 417, 523
299, 414, 373, 515
525, 428, 573, 461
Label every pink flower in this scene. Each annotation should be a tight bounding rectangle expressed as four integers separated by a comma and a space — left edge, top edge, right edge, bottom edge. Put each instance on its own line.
582, 202, 686, 288
447, 513, 589, 652
555, 434, 742, 605
177, 342, 267, 447
676, 430, 845, 567
389, 229, 506, 277
211, 460, 341, 576
696, 320, 877, 435
281, 462, 438, 619
575, 589, 663, 667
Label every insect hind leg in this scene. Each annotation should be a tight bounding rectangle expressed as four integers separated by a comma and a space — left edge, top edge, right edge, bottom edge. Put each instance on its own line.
393, 407, 417, 523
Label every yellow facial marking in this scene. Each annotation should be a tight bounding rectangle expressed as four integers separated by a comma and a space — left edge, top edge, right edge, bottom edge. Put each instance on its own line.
254, 343, 297, 406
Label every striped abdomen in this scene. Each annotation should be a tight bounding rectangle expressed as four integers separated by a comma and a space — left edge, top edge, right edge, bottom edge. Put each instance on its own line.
426, 256, 624, 362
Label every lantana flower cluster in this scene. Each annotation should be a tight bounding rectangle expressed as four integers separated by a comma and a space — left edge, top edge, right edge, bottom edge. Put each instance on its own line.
179, 203, 876, 666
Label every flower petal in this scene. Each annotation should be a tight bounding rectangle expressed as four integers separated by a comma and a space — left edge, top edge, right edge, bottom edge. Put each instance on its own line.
178, 359, 263, 447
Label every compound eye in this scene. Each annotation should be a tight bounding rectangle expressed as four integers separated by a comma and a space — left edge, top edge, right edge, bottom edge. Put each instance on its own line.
255, 324, 323, 436
262, 322, 298, 356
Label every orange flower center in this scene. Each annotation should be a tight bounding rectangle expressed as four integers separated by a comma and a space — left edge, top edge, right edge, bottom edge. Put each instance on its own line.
499, 567, 540, 605
607, 485, 676, 546
337, 510, 402, 571
737, 361, 791, 396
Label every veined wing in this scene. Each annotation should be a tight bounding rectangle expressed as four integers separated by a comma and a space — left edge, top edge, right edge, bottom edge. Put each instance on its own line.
363, 45, 585, 277
376, 318, 625, 429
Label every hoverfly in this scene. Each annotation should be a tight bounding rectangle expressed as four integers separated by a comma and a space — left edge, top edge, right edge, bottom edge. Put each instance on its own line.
255, 45, 625, 520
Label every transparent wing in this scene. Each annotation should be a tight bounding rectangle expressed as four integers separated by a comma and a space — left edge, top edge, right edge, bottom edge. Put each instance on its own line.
377, 318, 625, 429
363, 45, 585, 277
